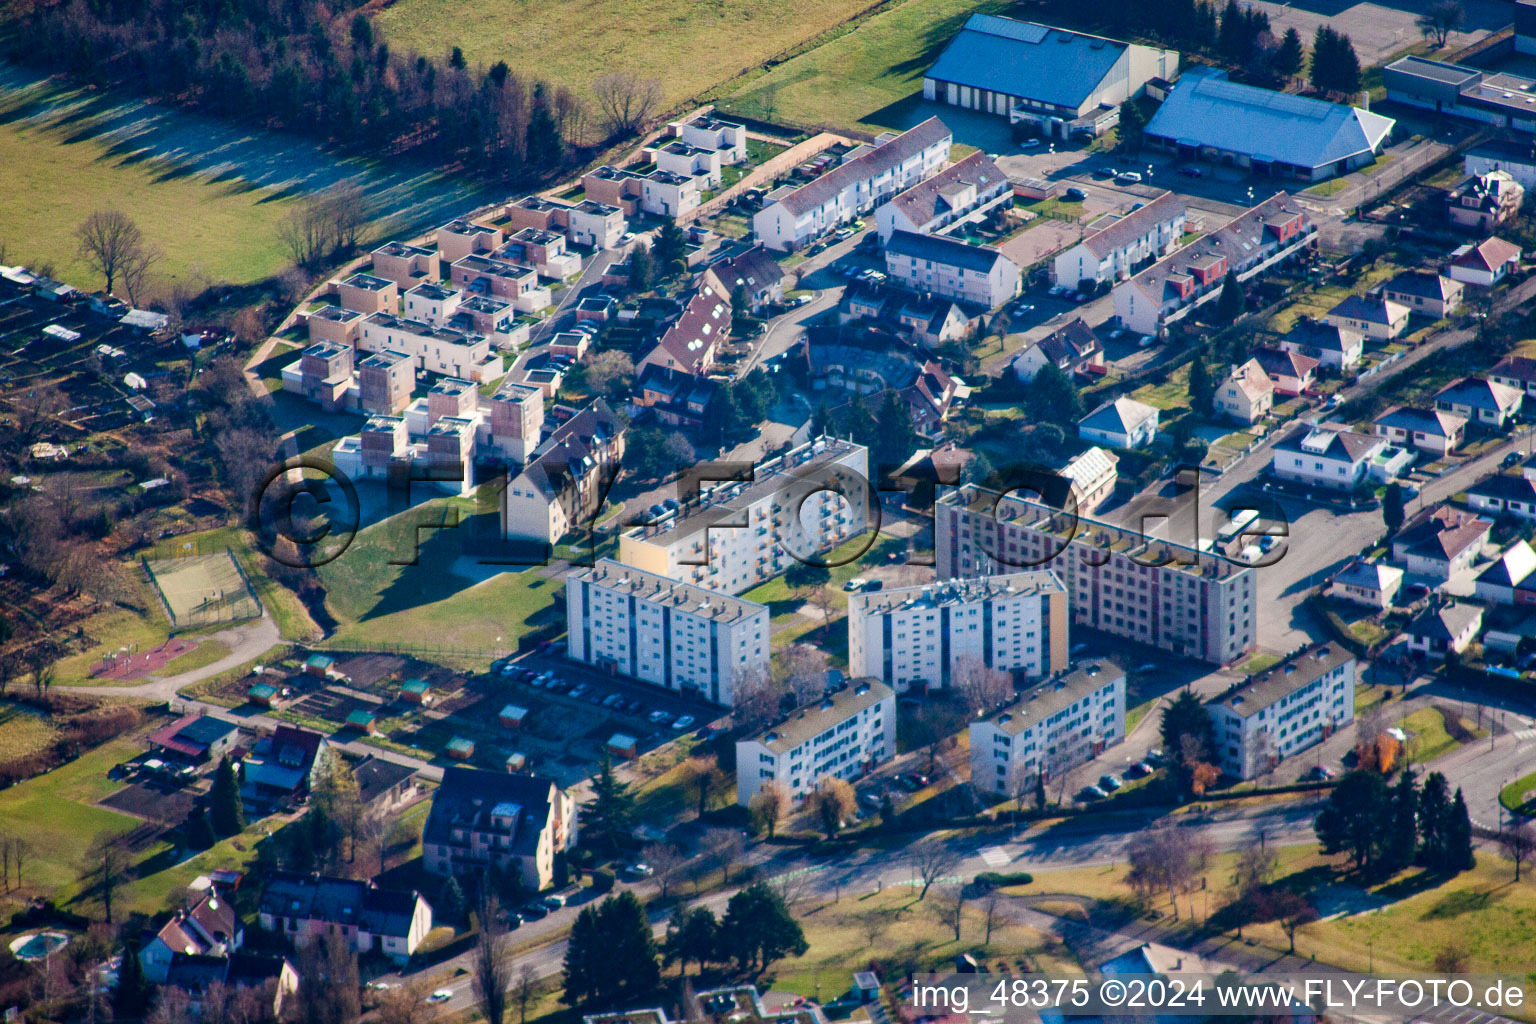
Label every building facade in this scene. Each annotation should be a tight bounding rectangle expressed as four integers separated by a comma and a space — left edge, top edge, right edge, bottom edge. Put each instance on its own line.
970, 660, 1126, 797
847, 572, 1069, 691
735, 681, 896, 806
1209, 643, 1356, 780
566, 559, 770, 706
422, 767, 576, 891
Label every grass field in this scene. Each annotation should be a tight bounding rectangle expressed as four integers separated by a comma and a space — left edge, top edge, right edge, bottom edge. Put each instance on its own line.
162, 639, 234, 675
317, 499, 563, 651
375, 0, 881, 112
1396, 706, 1484, 765
718, 0, 1009, 132
0, 702, 60, 760
0, 99, 295, 289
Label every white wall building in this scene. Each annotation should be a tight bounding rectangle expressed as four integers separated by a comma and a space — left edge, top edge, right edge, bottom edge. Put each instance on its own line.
1208, 643, 1356, 780
619, 437, 870, 595
1052, 193, 1187, 287
566, 558, 770, 707
874, 150, 1012, 242
847, 572, 1069, 692
969, 660, 1126, 798
736, 681, 896, 806
357, 312, 504, 382
884, 230, 1021, 309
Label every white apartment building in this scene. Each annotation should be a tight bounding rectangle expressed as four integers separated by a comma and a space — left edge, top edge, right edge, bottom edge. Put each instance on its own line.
1208, 642, 1356, 779
1052, 192, 1187, 287
357, 312, 504, 382
848, 572, 1069, 691
618, 437, 870, 596
736, 681, 896, 806
670, 112, 748, 165
754, 118, 953, 251
936, 487, 1257, 664
1269, 425, 1410, 492
884, 230, 1021, 309
565, 558, 770, 707
874, 150, 1011, 242
970, 660, 1126, 797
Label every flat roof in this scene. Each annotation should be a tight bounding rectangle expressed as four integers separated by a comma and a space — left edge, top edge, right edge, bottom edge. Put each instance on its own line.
852, 571, 1064, 616
570, 558, 768, 623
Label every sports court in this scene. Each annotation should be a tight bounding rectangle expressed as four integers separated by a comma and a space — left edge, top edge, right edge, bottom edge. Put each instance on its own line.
143, 550, 262, 627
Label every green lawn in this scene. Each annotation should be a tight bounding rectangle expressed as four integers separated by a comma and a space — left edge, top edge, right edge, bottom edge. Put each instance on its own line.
0, 702, 60, 761
317, 499, 563, 652
1130, 364, 1193, 412
163, 639, 233, 675
0, 97, 297, 289
718, 0, 1011, 132
376, 0, 880, 116
1396, 706, 1484, 765
1501, 769, 1536, 815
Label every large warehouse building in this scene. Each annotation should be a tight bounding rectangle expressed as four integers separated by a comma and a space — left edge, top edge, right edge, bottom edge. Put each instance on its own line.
1144, 67, 1393, 182
923, 15, 1179, 139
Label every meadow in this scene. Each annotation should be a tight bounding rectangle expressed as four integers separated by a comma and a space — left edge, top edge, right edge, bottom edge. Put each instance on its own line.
375, 0, 882, 112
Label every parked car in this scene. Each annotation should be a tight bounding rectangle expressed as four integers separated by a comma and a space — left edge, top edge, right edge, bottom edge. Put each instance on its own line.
649, 710, 671, 723
862, 579, 884, 593
1178, 166, 1203, 178
1115, 171, 1143, 184
429, 991, 453, 1004
859, 792, 882, 809
625, 862, 654, 878
1078, 785, 1108, 801
1099, 774, 1122, 791
1125, 762, 1152, 779
1021, 138, 1042, 149
569, 683, 588, 698
520, 903, 548, 920
895, 776, 919, 792
843, 577, 869, 592
1013, 302, 1034, 316
1504, 451, 1523, 468
1064, 187, 1088, 201
672, 715, 696, 730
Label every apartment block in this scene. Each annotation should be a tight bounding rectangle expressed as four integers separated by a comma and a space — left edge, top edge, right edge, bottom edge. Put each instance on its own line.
1209, 642, 1356, 779
875, 150, 1011, 243
258, 872, 433, 964
847, 572, 1068, 691
754, 118, 953, 251
422, 766, 576, 892
1052, 192, 1187, 287
566, 558, 770, 706
358, 312, 503, 382
337, 273, 399, 315
969, 660, 1126, 797
371, 241, 440, 290
486, 381, 545, 463
450, 254, 552, 313
302, 304, 364, 346
618, 437, 870, 596
357, 350, 414, 414
437, 219, 504, 265
736, 681, 896, 806
936, 486, 1257, 664
884, 230, 1021, 309
502, 400, 626, 544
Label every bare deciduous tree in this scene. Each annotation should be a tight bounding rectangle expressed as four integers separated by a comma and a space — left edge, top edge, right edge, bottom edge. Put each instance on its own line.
643, 841, 686, 901
778, 644, 829, 705
472, 894, 512, 1024
749, 781, 790, 839
953, 655, 1013, 716
591, 72, 661, 139
120, 242, 164, 306
700, 826, 745, 884
513, 964, 536, 1024
76, 210, 151, 297
732, 665, 785, 734
1500, 821, 1536, 881
82, 833, 132, 923
1126, 824, 1211, 919
934, 883, 966, 940
911, 839, 961, 900
374, 978, 433, 1024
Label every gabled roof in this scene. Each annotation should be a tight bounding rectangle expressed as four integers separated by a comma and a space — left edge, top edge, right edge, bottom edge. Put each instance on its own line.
1327, 294, 1407, 326
1332, 558, 1403, 592
705, 246, 785, 300
1384, 271, 1460, 302
424, 766, 565, 858
1373, 404, 1465, 439
1284, 320, 1357, 354
773, 118, 951, 217
1395, 504, 1491, 562
1079, 396, 1158, 438
926, 15, 1132, 110
1435, 376, 1522, 413
1254, 345, 1318, 380
887, 151, 1006, 226
352, 754, 416, 806
1275, 425, 1383, 464
517, 398, 624, 501
1469, 472, 1536, 504
1123, 193, 1313, 306
1059, 445, 1118, 491
1078, 193, 1187, 259
886, 230, 1011, 274
1408, 601, 1483, 641
1145, 67, 1394, 171
1225, 358, 1274, 402
1478, 541, 1536, 589
1451, 236, 1521, 273
1017, 318, 1100, 369
646, 283, 729, 374
1490, 354, 1536, 385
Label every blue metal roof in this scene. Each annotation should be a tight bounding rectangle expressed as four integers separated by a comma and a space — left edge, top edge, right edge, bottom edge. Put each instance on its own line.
926, 15, 1127, 110
1145, 68, 1393, 171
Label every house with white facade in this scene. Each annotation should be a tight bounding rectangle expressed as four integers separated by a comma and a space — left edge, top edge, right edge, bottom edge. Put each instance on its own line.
1406, 601, 1484, 658
1488, 355, 1536, 400
1269, 425, 1399, 492
874, 150, 1011, 242
1449, 236, 1521, 287
884, 230, 1021, 309
1467, 472, 1536, 521
1325, 294, 1409, 340
1253, 346, 1318, 396
1475, 541, 1536, 604
356, 313, 504, 382
736, 682, 896, 806
1052, 192, 1187, 287
1280, 320, 1363, 370
1383, 271, 1463, 318
1327, 559, 1403, 610
1077, 396, 1159, 449
1215, 359, 1274, 424
1372, 405, 1466, 456
1058, 445, 1118, 512
846, 572, 1068, 691
1010, 319, 1103, 382
565, 558, 770, 707
257, 873, 432, 965
969, 660, 1126, 798
754, 118, 952, 251
1434, 376, 1523, 428
1113, 194, 1315, 337
1208, 643, 1355, 780
1391, 505, 1491, 579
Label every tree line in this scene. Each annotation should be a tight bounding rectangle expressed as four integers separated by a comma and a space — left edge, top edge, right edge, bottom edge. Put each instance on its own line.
12, 0, 584, 181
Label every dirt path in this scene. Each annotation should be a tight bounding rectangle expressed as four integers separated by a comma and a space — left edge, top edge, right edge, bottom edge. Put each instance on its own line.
68, 613, 282, 702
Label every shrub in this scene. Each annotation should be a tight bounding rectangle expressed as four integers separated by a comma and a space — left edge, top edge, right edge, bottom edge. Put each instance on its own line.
591, 868, 615, 894
975, 871, 1033, 887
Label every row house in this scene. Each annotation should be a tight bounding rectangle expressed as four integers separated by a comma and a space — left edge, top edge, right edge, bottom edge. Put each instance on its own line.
1113, 193, 1315, 337
358, 312, 503, 382
337, 272, 398, 316
1052, 192, 1188, 287
503, 227, 582, 280
884, 229, 1021, 309
450, 254, 552, 313
874, 150, 1012, 243
669, 112, 748, 164
583, 164, 702, 219
301, 304, 365, 347
754, 118, 953, 251
636, 282, 730, 378
370, 242, 439, 290
502, 195, 628, 250
437, 218, 504, 265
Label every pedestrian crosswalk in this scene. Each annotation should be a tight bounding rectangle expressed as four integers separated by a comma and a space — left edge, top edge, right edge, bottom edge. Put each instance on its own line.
979, 846, 1013, 867
1512, 728, 1536, 741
